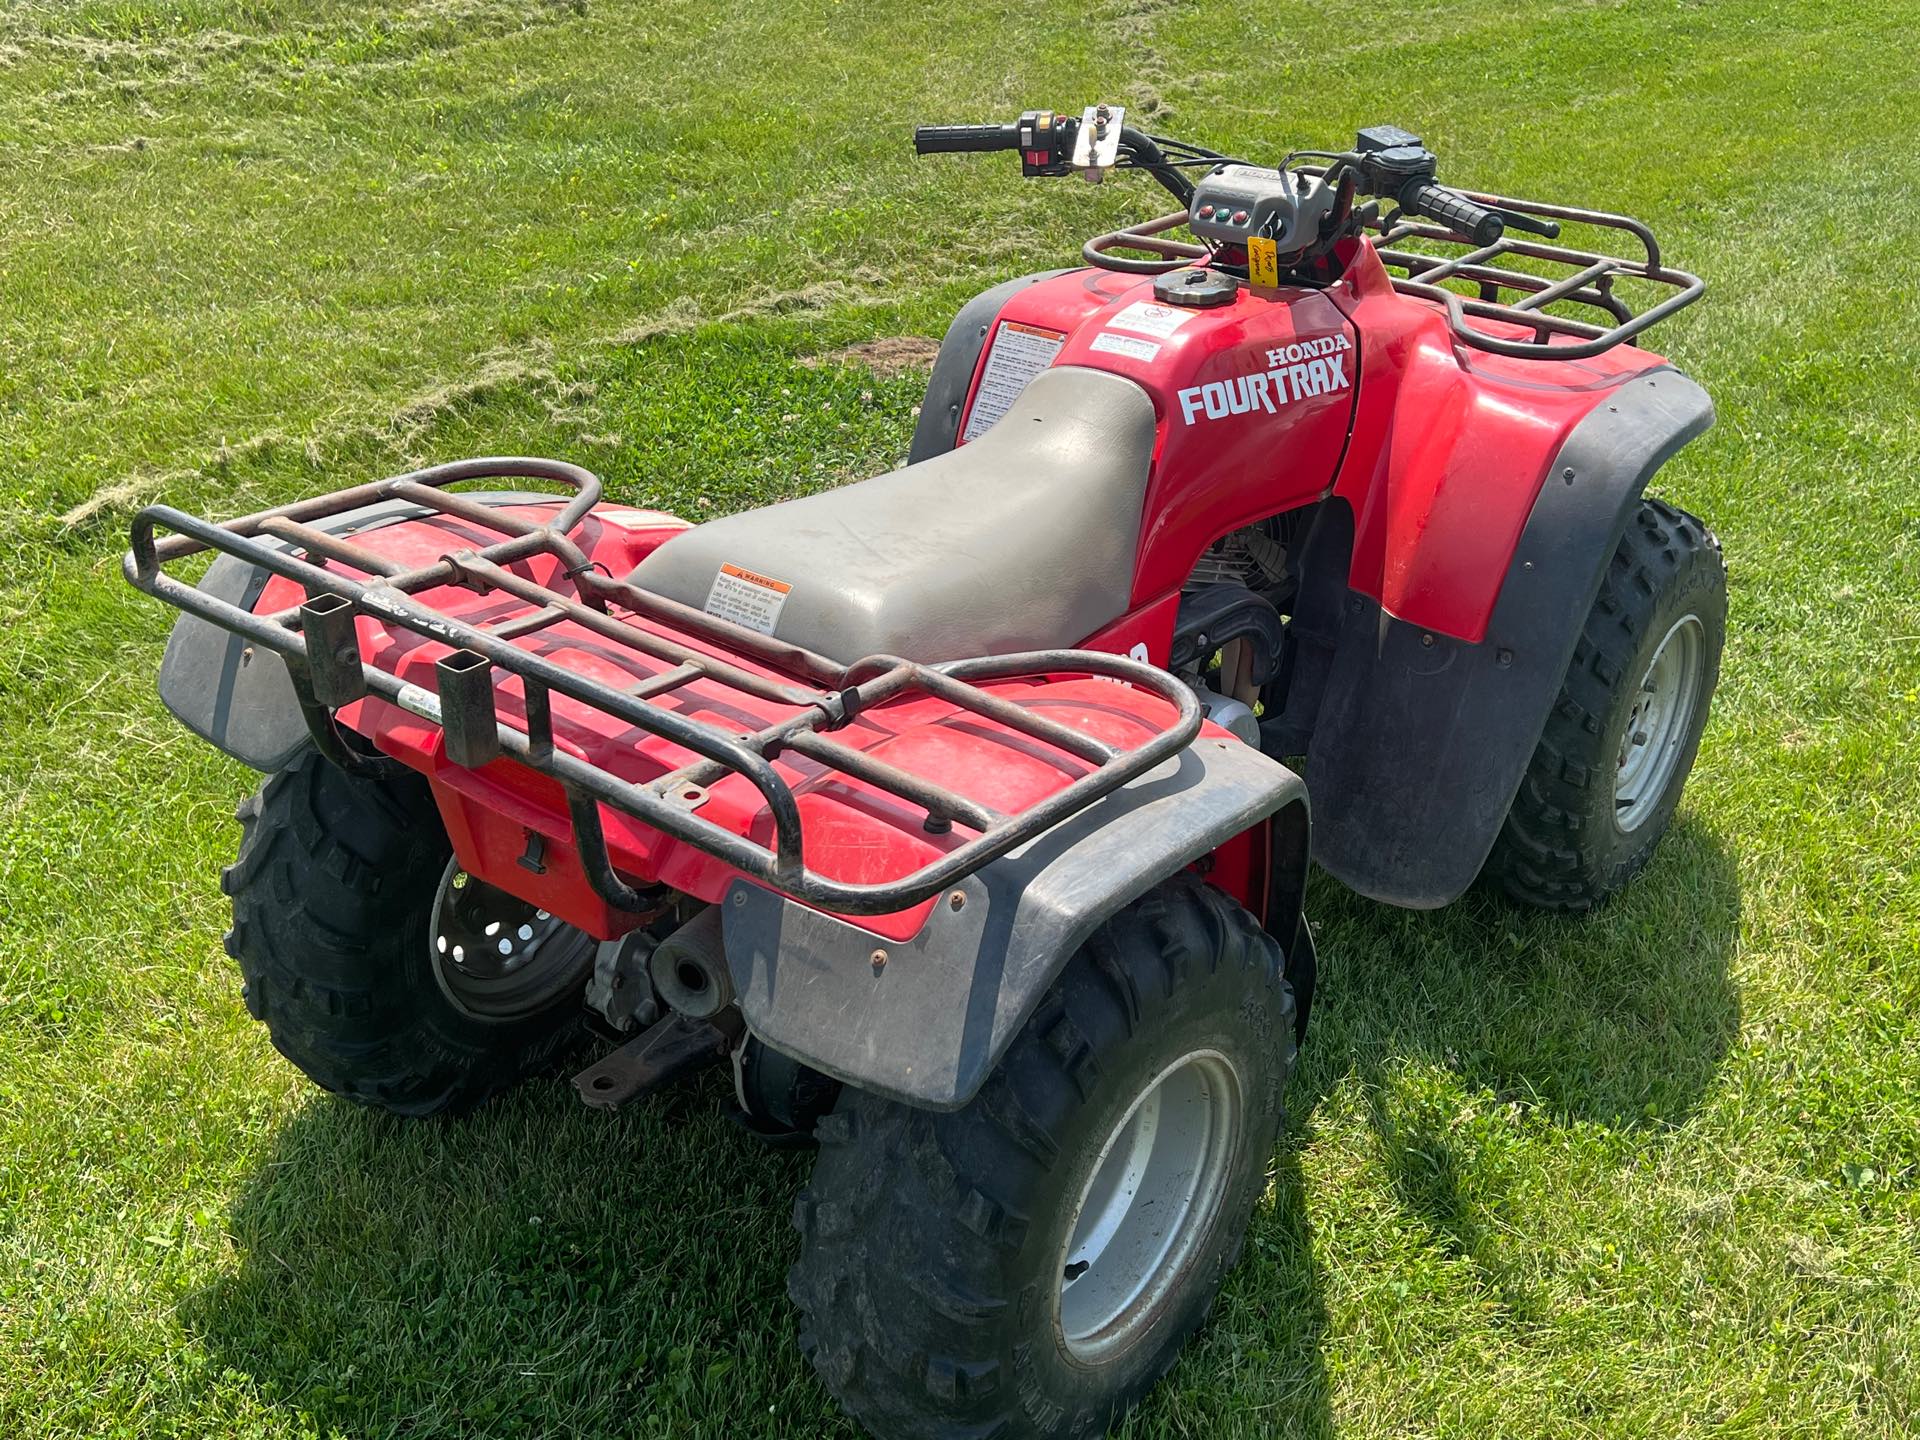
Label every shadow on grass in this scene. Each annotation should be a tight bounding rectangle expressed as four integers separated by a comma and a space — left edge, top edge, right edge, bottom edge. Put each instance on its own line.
179, 1069, 847, 1437
182, 820, 1737, 1439
1306, 813, 1743, 1126
1289, 814, 1740, 1351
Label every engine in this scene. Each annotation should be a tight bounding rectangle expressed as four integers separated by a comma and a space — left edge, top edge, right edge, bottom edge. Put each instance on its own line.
1172, 513, 1311, 746
1184, 521, 1291, 592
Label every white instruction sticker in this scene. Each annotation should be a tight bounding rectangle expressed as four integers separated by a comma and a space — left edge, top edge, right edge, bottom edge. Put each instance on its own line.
1089, 331, 1162, 363
961, 320, 1066, 442
393, 683, 443, 723
1106, 300, 1194, 340
704, 562, 793, 635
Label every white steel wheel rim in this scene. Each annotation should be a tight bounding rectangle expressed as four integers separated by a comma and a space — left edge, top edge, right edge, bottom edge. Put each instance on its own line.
1055, 1049, 1243, 1363
1615, 613, 1706, 833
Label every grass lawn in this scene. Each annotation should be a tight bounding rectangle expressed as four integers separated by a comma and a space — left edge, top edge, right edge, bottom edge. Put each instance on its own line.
2, 0, 1917, 1434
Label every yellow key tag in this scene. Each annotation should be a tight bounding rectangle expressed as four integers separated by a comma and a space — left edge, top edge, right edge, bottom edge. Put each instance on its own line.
1247, 234, 1280, 289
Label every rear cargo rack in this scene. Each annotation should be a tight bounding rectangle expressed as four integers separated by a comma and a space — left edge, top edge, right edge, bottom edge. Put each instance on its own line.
1366, 187, 1704, 359
126, 458, 1202, 918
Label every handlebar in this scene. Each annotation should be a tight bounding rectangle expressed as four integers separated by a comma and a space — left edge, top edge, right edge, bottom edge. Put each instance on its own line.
914, 112, 1198, 208
913, 113, 1560, 261
913, 123, 1020, 155
1401, 181, 1505, 246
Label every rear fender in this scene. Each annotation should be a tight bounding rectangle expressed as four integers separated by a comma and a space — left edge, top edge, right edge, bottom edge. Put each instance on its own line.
155, 492, 685, 771
1305, 368, 1715, 906
721, 737, 1310, 1111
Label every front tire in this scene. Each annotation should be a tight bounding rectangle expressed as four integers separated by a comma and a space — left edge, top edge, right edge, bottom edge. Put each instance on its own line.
222, 750, 593, 1116
788, 877, 1295, 1439
1487, 495, 1726, 911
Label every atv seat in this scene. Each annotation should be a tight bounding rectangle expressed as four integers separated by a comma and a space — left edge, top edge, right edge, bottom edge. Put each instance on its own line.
629, 366, 1156, 665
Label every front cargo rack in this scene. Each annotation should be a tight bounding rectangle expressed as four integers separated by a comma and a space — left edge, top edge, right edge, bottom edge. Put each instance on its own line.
1363, 186, 1704, 360
126, 458, 1202, 918
1097, 182, 1703, 360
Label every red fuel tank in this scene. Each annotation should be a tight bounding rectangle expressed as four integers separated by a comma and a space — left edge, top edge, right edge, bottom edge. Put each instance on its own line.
955, 268, 1359, 605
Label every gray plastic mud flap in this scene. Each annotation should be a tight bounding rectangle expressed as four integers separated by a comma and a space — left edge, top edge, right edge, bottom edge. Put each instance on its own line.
721, 736, 1308, 1111
155, 490, 559, 772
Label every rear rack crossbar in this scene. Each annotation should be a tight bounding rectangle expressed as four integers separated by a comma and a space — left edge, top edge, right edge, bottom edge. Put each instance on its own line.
126, 458, 1202, 918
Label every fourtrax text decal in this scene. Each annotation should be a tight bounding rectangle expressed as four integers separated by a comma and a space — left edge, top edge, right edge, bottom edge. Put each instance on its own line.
1176, 334, 1352, 425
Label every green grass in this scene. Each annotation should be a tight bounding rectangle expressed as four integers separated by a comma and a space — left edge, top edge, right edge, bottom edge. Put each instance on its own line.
1, 0, 1917, 1435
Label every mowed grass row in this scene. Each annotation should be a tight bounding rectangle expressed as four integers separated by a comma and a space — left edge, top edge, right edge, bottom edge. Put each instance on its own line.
0, 0, 1916, 1436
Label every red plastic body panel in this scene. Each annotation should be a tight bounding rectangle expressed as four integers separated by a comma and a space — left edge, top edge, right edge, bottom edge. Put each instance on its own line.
1320, 243, 1672, 639
246, 502, 1260, 942
955, 239, 1674, 643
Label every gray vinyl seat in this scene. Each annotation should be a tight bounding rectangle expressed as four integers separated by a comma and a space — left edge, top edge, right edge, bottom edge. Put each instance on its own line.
629, 366, 1158, 665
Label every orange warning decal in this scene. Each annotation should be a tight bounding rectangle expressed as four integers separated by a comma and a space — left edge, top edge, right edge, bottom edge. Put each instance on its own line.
704, 562, 794, 635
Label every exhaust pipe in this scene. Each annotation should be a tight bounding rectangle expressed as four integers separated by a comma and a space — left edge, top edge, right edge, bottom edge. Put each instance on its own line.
648, 906, 734, 1020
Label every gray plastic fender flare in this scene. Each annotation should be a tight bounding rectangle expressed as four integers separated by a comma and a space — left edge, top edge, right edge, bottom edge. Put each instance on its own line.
721, 735, 1310, 1111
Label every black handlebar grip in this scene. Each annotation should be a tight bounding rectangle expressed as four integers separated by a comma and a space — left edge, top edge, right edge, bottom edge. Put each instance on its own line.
913, 123, 1021, 155
1403, 182, 1504, 246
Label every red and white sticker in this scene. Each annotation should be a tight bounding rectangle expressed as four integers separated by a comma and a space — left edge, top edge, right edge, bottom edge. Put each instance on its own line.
962, 320, 1066, 441
704, 562, 792, 635
1105, 300, 1194, 340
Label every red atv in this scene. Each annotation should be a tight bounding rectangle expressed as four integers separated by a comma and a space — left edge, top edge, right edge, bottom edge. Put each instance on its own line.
127, 109, 1722, 1440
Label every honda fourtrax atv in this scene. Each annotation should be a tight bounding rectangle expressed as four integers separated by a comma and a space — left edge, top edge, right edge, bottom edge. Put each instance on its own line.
127, 108, 1723, 1439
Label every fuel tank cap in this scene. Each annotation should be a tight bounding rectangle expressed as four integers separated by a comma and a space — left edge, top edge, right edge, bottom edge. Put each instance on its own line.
1152, 267, 1238, 308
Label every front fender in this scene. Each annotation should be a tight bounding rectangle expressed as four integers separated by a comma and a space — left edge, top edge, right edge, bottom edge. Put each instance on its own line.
722, 737, 1309, 1110
1307, 368, 1715, 906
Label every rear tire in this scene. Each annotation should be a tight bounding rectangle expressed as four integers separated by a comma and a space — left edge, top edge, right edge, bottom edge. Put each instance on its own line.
788, 877, 1295, 1439
222, 750, 592, 1116
1487, 496, 1725, 911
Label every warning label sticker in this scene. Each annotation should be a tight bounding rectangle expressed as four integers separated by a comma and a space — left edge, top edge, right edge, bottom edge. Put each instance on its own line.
961, 321, 1066, 442
1089, 331, 1162, 363
704, 562, 793, 635
1106, 301, 1194, 340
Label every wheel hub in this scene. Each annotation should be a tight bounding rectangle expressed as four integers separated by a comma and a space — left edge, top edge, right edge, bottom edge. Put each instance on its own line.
1055, 1049, 1243, 1363
430, 861, 593, 1020
1614, 613, 1706, 833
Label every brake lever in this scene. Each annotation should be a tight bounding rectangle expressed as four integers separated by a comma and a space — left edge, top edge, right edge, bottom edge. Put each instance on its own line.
1490, 207, 1560, 240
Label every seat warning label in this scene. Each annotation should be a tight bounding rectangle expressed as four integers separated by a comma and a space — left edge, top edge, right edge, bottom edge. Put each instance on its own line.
962, 321, 1066, 442
704, 562, 792, 635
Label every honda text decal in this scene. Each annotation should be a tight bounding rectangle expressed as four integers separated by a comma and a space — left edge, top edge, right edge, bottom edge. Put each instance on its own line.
1176, 335, 1352, 425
